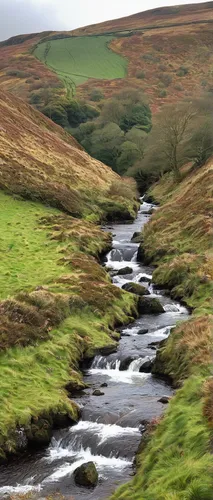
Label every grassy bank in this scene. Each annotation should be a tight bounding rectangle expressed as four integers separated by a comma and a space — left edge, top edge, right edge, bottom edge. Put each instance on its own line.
0, 191, 137, 460
112, 162, 213, 499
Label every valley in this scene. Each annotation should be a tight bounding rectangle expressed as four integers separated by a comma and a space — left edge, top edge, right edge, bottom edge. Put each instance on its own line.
0, 2, 212, 499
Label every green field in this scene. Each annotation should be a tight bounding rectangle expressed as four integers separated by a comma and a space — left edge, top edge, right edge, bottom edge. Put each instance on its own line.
34, 36, 127, 91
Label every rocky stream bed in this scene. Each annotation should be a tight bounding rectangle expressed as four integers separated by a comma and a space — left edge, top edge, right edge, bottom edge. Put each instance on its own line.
0, 201, 189, 499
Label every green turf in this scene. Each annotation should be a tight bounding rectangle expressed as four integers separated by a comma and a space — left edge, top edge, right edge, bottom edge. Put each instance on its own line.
0, 192, 68, 299
34, 36, 127, 89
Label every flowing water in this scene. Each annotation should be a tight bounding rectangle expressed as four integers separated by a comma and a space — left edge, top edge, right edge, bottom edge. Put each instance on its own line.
0, 201, 189, 499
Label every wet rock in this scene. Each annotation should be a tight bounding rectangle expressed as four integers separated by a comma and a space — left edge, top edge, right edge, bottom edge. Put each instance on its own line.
139, 276, 151, 283
117, 266, 133, 275
26, 418, 52, 449
137, 328, 149, 335
74, 461, 98, 488
158, 396, 171, 404
120, 356, 136, 371
143, 194, 156, 203
131, 231, 142, 243
137, 243, 146, 262
101, 382, 108, 388
99, 344, 117, 356
122, 282, 150, 296
139, 359, 154, 373
92, 389, 105, 396
138, 297, 165, 314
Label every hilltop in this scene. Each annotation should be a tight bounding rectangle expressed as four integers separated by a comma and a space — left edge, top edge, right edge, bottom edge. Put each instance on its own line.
1, 2, 213, 111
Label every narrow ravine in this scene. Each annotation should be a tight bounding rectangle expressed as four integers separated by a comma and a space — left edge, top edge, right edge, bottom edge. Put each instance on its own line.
0, 201, 189, 499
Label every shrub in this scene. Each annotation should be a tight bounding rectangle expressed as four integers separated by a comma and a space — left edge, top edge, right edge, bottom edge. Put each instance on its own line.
177, 66, 189, 77
158, 72, 172, 87
142, 53, 160, 64
6, 69, 30, 78
158, 89, 167, 98
174, 83, 183, 91
136, 71, 145, 79
89, 88, 104, 102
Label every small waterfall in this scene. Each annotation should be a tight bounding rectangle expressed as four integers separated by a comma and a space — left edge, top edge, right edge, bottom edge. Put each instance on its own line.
91, 356, 121, 370
128, 358, 146, 372
131, 250, 138, 262
108, 248, 123, 262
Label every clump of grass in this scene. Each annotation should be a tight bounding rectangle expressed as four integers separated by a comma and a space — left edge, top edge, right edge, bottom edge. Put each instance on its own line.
153, 315, 212, 386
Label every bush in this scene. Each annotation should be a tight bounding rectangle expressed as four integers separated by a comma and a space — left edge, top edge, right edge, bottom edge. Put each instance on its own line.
136, 71, 145, 79
158, 89, 167, 98
158, 73, 172, 87
142, 53, 160, 64
174, 83, 183, 91
6, 69, 30, 78
89, 88, 104, 102
177, 66, 189, 77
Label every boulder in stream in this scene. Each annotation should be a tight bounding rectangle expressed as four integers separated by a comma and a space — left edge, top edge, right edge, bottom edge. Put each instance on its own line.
138, 297, 165, 314
117, 266, 133, 275
139, 359, 154, 373
137, 328, 149, 335
122, 282, 150, 296
158, 396, 171, 404
74, 461, 98, 488
93, 389, 105, 396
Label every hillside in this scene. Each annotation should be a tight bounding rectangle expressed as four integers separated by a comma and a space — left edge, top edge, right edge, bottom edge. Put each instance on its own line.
0, 91, 138, 460
0, 90, 137, 220
1, 3, 213, 111
112, 160, 213, 500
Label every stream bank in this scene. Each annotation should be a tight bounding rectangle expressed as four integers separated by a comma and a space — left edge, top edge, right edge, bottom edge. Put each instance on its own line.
0, 201, 189, 499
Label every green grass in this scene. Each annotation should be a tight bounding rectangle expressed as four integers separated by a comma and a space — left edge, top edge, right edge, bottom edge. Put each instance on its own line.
34, 36, 127, 89
0, 192, 73, 299
0, 189, 137, 456
0, 311, 117, 453
111, 376, 212, 500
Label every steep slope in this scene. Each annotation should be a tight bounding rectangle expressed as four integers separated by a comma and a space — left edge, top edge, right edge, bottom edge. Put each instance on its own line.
1, 3, 213, 110
112, 161, 213, 500
0, 90, 137, 220
0, 92, 138, 460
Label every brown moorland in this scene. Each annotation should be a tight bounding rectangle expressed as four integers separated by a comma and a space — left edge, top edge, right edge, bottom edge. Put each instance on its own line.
0, 90, 137, 219
1, 3, 213, 110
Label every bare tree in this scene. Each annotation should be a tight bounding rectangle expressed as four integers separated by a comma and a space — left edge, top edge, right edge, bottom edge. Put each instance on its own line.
154, 102, 196, 179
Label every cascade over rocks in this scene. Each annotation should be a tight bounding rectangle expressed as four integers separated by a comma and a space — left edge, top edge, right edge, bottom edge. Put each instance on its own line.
122, 282, 150, 296
139, 359, 154, 372
74, 461, 98, 488
138, 297, 165, 314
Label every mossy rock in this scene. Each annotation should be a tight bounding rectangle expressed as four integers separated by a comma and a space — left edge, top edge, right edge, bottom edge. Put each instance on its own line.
122, 282, 150, 296
74, 461, 98, 487
138, 297, 165, 314
117, 267, 133, 275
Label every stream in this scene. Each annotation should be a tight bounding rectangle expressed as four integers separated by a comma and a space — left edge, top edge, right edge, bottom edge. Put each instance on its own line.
0, 201, 189, 499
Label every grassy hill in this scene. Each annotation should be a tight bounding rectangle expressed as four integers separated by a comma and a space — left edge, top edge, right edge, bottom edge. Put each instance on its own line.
1, 3, 213, 110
